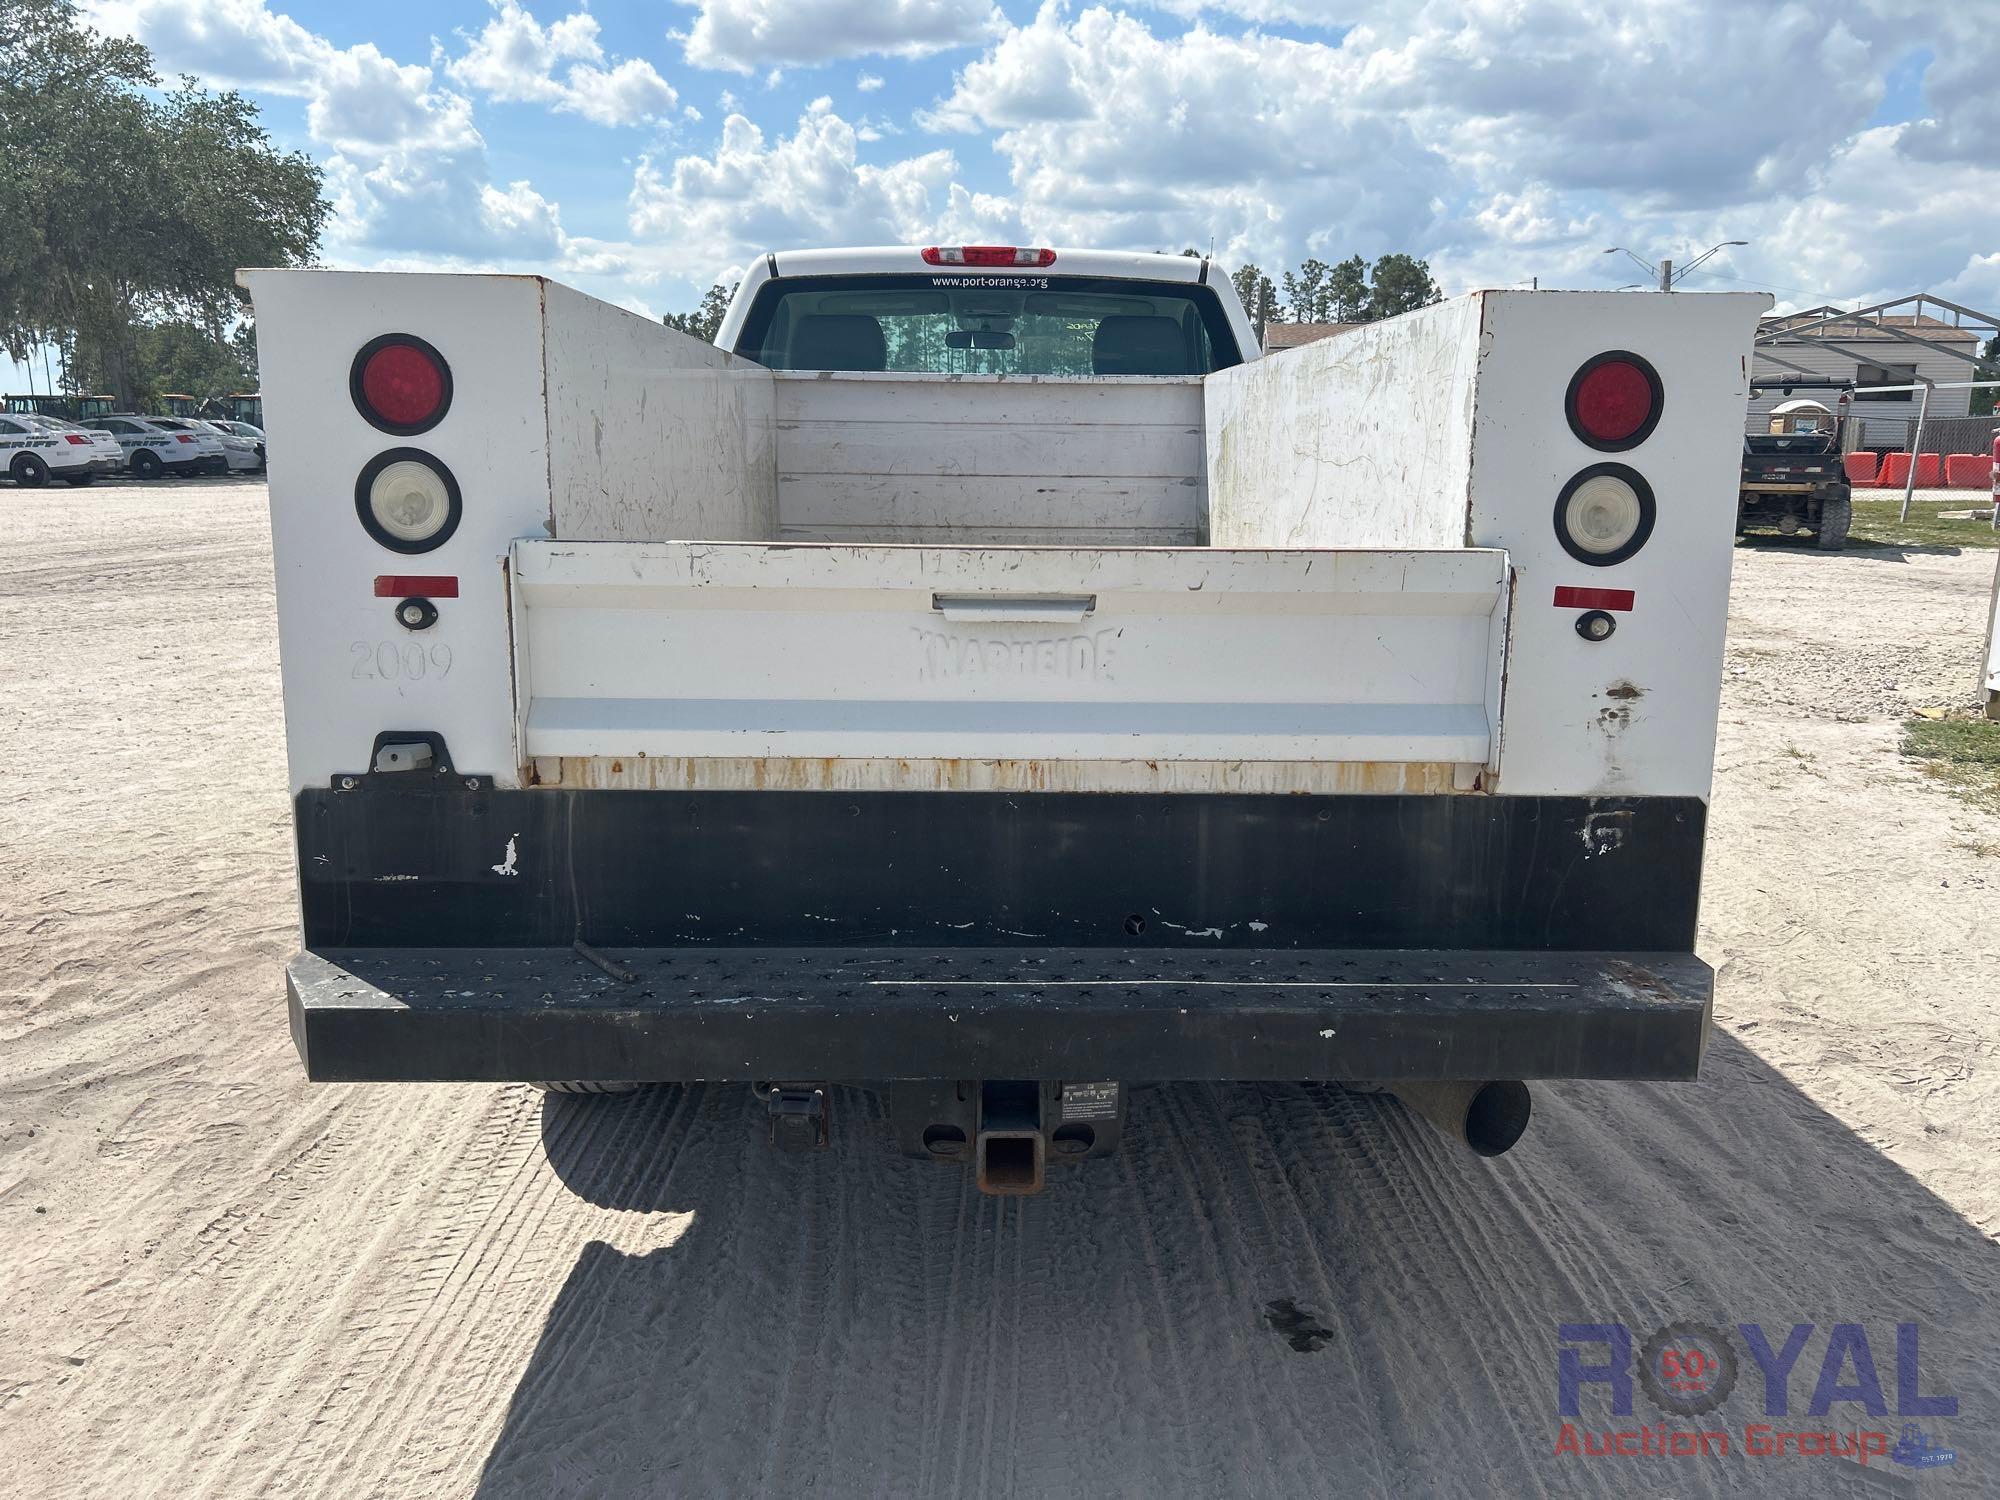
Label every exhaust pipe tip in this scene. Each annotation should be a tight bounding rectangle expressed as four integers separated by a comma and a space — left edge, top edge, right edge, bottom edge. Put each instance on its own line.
1461, 1079, 1532, 1157
1385, 1080, 1532, 1158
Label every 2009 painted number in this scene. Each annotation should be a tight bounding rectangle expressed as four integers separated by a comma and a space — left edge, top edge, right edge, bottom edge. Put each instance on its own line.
351, 640, 454, 681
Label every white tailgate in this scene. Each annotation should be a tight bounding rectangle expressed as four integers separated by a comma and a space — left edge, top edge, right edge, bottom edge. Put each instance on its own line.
510, 541, 1510, 781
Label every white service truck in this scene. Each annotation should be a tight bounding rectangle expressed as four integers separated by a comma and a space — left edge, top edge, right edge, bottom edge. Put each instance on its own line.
245, 248, 1768, 1194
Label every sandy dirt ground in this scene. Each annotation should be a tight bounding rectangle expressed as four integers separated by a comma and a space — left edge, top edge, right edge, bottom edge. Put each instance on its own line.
3, 478, 1997, 1498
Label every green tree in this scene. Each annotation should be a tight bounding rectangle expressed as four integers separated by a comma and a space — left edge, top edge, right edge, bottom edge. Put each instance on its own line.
0, 0, 327, 408
1366, 253, 1443, 319
1230, 263, 1280, 343
663, 282, 738, 343
68, 318, 256, 409
1282, 258, 1337, 322
1972, 334, 1998, 419
1326, 255, 1369, 321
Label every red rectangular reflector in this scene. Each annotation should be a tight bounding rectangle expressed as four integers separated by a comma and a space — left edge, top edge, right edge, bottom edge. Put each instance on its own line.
373, 574, 459, 598
1553, 585, 1635, 612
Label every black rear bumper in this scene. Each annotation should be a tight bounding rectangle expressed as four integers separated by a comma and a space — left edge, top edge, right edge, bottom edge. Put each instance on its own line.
287, 945, 1712, 1083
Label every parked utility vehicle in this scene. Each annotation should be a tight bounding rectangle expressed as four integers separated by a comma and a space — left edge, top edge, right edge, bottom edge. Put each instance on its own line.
246, 250, 1767, 1193
1739, 390, 1852, 549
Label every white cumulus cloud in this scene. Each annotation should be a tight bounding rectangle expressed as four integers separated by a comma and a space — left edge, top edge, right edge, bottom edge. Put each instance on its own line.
627, 99, 1018, 281
447, 1, 678, 127
677, 0, 1005, 73
85, 0, 577, 262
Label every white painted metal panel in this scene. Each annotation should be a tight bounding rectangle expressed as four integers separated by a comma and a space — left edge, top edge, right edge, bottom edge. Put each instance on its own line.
513, 541, 1508, 770
776, 476, 1198, 545
1465, 290, 1770, 799
543, 282, 777, 543
773, 373, 1206, 545
1204, 297, 1483, 548
244, 269, 554, 794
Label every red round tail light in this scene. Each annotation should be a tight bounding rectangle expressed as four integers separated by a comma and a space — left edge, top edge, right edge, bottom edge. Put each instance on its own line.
351, 333, 452, 435
1566, 350, 1662, 451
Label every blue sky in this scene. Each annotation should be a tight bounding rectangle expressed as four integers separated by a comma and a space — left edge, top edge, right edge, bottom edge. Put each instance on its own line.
11, 1, 1999, 390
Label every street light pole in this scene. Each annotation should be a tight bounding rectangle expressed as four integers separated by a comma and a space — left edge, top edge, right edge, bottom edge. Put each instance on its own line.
1669, 241, 1750, 288
1604, 247, 1659, 283
1603, 241, 1747, 292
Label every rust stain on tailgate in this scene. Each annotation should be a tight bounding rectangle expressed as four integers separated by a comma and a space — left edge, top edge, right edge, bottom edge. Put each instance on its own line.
547, 756, 1476, 795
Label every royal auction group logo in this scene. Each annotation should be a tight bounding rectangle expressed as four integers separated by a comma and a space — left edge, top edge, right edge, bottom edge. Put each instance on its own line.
1556, 1321, 1958, 1471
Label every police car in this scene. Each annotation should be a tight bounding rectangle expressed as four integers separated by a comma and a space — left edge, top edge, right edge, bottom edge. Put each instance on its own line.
0, 412, 120, 486
22, 415, 126, 481
183, 417, 264, 473
83, 414, 221, 478
207, 419, 268, 469
144, 416, 238, 474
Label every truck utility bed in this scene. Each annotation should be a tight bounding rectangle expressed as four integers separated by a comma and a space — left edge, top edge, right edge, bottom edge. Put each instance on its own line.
244, 259, 1768, 1173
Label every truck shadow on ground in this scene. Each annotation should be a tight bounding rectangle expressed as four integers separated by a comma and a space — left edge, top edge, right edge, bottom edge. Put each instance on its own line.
474, 1033, 1997, 1499
1737, 535, 1971, 562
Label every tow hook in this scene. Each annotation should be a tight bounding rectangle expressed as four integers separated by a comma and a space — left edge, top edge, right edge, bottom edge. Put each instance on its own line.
759, 1083, 830, 1151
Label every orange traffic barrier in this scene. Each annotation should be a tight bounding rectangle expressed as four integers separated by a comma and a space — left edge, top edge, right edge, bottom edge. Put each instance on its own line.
1877, 452, 1912, 488
1843, 452, 1878, 484
1944, 453, 1988, 487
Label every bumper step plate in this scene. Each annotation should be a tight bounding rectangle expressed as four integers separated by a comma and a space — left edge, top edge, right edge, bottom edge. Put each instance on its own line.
288, 946, 1711, 1084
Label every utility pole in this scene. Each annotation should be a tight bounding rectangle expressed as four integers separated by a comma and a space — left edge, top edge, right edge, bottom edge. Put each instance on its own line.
1659, 259, 1673, 293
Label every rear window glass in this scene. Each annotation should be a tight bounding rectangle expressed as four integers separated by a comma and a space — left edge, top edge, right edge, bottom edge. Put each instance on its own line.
735, 274, 1242, 376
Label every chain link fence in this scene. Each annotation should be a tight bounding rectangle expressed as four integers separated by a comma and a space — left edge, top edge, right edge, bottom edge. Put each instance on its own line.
1846, 413, 1998, 456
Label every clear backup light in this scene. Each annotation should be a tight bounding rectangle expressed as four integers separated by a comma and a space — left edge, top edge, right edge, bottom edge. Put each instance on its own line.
355, 449, 462, 554
1565, 350, 1663, 452
1554, 463, 1655, 566
921, 246, 1058, 268
350, 333, 453, 436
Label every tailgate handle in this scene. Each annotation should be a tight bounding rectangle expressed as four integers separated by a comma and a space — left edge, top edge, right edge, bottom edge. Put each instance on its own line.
932, 593, 1097, 624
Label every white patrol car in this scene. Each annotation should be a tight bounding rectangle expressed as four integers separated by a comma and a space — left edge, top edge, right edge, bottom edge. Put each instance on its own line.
143, 416, 235, 474
21, 415, 126, 482
207, 419, 268, 469
0, 412, 118, 486
84, 414, 218, 478
180, 417, 263, 473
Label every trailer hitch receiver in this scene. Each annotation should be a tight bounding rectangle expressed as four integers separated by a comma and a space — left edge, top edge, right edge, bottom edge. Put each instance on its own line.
761, 1083, 830, 1151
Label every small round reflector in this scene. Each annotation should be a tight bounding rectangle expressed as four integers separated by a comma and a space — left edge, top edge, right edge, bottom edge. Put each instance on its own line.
1565, 350, 1662, 451
350, 333, 452, 435
1554, 463, 1655, 566
355, 449, 462, 553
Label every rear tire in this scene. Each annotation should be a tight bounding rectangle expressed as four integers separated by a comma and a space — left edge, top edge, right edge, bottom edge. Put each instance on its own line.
10, 453, 49, 487
1815, 493, 1851, 551
531, 1081, 643, 1094
131, 449, 163, 479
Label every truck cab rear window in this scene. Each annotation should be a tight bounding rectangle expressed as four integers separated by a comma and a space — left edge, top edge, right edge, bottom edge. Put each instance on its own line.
735, 275, 1242, 376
